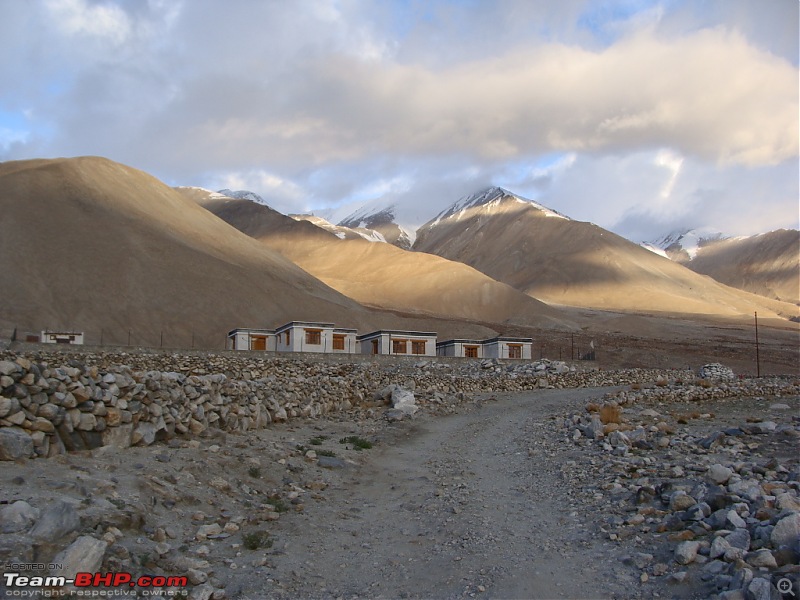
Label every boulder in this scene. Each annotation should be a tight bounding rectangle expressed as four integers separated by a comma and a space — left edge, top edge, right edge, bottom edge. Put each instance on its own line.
29, 500, 80, 541
0, 428, 34, 461
0, 500, 40, 534
771, 513, 800, 549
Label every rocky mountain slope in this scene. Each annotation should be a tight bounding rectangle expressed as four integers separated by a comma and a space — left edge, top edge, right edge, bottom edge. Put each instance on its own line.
336, 204, 413, 249
413, 188, 797, 321
0, 157, 432, 347
648, 229, 799, 305
188, 192, 572, 330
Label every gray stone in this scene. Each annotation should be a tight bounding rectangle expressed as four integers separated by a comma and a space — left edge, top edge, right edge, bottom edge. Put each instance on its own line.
132, 422, 157, 446
709, 464, 734, 485
770, 513, 800, 548
710, 535, 731, 559
745, 549, 778, 569
727, 510, 748, 530
727, 528, 751, 551
391, 387, 418, 416
29, 500, 80, 541
0, 360, 19, 376
51, 535, 107, 579
317, 455, 348, 469
746, 578, 775, 600
0, 500, 40, 534
670, 491, 697, 512
101, 423, 133, 448
0, 428, 33, 461
675, 540, 701, 565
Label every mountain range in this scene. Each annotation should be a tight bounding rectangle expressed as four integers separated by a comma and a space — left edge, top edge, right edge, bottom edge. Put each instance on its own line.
324, 187, 799, 310
645, 228, 799, 305
0, 157, 796, 353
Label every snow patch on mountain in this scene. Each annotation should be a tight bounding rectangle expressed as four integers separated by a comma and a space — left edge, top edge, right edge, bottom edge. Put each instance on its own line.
649, 228, 728, 260
176, 186, 230, 200
291, 214, 388, 243
218, 189, 270, 207
429, 187, 569, 228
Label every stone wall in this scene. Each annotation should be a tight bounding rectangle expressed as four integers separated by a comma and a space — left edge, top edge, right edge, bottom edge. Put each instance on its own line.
1, 348, 784, 460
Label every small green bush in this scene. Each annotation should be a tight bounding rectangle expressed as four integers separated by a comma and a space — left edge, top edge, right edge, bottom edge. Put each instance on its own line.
242, 530, 272, 550
267, 497, 290, 513
339, 436, 373, 450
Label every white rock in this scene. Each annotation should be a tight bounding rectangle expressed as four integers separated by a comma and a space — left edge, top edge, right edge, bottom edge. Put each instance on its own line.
674, 541, 700, 565
770, 513, 800, 548
708, 464, 733, 485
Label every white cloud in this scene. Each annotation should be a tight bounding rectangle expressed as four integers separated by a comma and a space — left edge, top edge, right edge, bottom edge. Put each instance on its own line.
0, 0, 796, 245
45, 0, 132, 44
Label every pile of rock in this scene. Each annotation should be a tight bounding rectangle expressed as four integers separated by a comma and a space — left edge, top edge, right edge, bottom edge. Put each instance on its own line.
563, 378, 800, 599
1, 348, 739, 460
700, 363, 736, 380
602, 376, 798, 408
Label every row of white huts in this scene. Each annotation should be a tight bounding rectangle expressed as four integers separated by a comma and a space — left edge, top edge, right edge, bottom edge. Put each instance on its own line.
228, 322, 533, 360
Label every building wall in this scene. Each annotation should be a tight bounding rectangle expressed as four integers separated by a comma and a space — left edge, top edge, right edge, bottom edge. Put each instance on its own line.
41, 331, 84, 345
367, 333, 436, 356
484, 341, 532, 360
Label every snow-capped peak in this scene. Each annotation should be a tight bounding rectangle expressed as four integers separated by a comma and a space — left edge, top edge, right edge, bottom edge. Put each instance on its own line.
649, 228, 728, 260
217, 189, 270, 207
430, 186, 568, 226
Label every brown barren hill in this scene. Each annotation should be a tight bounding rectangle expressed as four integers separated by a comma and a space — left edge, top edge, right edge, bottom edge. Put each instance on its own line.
413, 188, 798, 323
183, 191, 573, 330
0, 157, 394, 347
672, 230, 800, 305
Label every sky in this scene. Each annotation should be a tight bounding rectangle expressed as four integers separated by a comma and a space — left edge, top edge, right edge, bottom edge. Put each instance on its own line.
1, 0, 798, 242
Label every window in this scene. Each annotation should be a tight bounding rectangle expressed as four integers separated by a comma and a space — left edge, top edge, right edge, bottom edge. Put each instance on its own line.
251, 336, 267, 351
371, 339, 379, 354
284, 331, 290, 345
508, 344, 522, 359
465, 345, 479, 358
392, 339, 407, 354
305, 329, 321, 345
333, 334, 345, 350
411, 340, 426, 355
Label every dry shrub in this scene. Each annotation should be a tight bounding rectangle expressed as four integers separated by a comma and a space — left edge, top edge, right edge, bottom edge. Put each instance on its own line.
603, 423, 621, 434
630, 383, 641, 391
676, 414, 690, 424
599, 403, 622, 424
655, 379, 668, 387
698, 379, 712, 388
585, 402, 600, 413
657, 422, 675, 434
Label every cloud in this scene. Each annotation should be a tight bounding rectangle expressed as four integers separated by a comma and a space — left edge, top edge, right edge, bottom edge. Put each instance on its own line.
0, 0, 796, 244
45, 0, 132, 43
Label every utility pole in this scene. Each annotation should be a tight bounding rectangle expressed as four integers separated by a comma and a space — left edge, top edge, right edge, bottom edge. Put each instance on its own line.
754, 312, 761, 377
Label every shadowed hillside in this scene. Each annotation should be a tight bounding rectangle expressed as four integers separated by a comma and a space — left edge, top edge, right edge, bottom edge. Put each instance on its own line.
666, 230, 800, 305
413, 188, 797, 322
0, 157, 442, 347
186, 191, 574, 330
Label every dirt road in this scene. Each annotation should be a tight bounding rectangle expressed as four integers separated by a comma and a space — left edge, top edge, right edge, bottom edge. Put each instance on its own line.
251, 388, 637, 600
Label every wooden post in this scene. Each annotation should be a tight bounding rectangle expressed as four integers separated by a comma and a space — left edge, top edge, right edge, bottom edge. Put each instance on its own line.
754, 312, 761, 377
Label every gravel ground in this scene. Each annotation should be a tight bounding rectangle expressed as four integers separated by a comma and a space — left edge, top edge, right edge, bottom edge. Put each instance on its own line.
2, 382, 797, 600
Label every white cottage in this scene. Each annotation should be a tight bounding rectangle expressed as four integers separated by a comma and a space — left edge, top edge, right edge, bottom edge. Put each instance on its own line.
482, 336, 533, 360
227, 328, 276, 351
41, 331, 84, 345
357, 330, 437, 356
436, 339, 484, 359
274, 322, 357, 354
